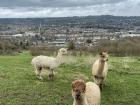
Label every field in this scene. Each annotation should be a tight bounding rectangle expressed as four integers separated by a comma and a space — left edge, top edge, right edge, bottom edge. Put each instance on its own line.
0, 52, 140, 105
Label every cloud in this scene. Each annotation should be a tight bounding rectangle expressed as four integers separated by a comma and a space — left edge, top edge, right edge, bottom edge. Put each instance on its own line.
0, 0, 140, 18
0, 0, 126, 8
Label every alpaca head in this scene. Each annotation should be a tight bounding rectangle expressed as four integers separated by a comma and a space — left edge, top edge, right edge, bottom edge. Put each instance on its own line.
58, 48, 68, 56
99, 51, 108, 62
72, 79, 86, 101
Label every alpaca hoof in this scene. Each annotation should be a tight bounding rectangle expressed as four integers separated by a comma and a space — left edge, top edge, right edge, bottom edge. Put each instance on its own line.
48, 74, 54, 80
99, 84, 103, 91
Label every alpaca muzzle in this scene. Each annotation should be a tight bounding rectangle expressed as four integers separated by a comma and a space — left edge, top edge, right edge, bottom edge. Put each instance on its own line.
75, 91, 81, 100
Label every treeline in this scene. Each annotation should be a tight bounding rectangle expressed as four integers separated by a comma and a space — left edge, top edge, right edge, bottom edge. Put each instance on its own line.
0, 37, 140, 56
30, 37, 140, 56
0, 39, 30, 55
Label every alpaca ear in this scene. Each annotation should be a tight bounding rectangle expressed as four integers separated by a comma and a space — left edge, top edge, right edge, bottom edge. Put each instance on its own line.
102, 49, 108, 53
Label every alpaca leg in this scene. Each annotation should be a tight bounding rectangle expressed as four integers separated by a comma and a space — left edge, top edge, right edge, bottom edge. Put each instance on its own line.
51, 69, 54, 80
35, 67, 43, 80
99, 84, 103, 91
48, 69, 54, 80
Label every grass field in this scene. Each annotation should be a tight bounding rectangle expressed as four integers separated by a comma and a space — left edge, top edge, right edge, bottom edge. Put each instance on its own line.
0, 52, 140, 105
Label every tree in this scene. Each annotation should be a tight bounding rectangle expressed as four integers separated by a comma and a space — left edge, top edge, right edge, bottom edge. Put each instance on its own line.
86, 39, 92, 44
68, 41, 75, 50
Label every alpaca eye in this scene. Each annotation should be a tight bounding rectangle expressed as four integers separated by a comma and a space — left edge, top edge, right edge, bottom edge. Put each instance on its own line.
75, 89, 78, 92
102, 55, 105, 58
94, 75, 98, 79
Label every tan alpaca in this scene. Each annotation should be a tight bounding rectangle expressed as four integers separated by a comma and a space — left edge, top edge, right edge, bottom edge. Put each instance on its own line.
72, 79, 100, 105
31, 48, 68, 80
92, 51, 109, 90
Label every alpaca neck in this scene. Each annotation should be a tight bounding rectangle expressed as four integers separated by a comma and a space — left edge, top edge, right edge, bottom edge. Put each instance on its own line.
97, 59, 105, 75
56, 53, 63, 65
74, 95, 88, 105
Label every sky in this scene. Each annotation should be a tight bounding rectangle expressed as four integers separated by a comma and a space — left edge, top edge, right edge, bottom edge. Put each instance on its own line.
0, 0, 140, 18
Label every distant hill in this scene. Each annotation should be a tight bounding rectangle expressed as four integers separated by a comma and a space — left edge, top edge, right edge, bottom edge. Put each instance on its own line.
0, 15, 140, 29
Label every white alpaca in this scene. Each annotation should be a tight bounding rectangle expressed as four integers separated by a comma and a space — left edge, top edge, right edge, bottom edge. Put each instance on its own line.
92, 51, 108, 90
31, 48, 67, 80
72, 79, 100, 105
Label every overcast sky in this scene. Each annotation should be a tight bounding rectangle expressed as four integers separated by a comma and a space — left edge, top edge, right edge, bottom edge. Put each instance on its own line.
0, 0, 140, 18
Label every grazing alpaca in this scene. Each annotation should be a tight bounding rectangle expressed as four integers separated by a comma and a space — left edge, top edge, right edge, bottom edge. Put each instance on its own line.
31, 48, 67, 80
72, 79, 100, 105
92, 51, 109, 90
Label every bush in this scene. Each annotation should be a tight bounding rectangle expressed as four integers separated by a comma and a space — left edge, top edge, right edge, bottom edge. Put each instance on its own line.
0, 39, 20, 55
30, 46, 59, 56
68, 41, 75, 50
98, 37, 140, 56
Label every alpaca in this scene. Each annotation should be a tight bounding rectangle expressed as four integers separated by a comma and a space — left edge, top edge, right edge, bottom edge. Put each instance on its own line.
92, 51, 108, 90
72, 79, 100, 105
31, 48, 67, 80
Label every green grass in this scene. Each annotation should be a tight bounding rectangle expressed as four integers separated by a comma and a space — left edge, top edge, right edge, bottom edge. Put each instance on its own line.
0, 52, 140, 105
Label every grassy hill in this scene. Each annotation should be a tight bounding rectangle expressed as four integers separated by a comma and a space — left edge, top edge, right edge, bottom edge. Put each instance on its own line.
0, 52, 140, 105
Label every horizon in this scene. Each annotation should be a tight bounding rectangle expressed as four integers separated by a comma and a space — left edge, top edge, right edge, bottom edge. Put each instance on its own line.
0, 15, 140, 19
0, 0, 140, 18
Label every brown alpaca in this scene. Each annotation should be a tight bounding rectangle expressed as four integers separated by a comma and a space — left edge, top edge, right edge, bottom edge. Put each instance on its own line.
72, 79, 100, 105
